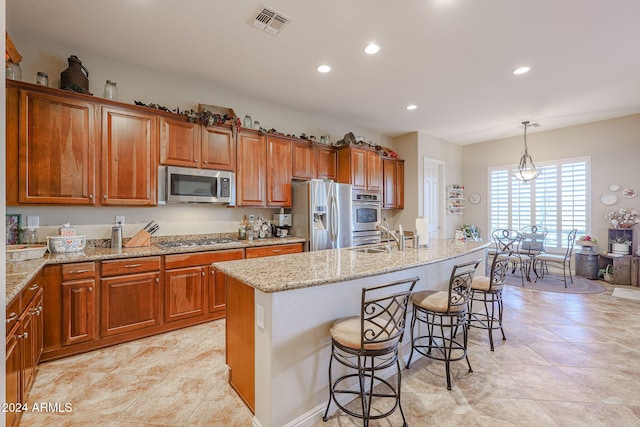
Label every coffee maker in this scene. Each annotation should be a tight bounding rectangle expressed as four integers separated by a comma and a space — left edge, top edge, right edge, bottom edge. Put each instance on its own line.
272, 213, 292, 237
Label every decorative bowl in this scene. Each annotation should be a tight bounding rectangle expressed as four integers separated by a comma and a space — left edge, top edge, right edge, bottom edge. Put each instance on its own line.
46, 235, 86, 253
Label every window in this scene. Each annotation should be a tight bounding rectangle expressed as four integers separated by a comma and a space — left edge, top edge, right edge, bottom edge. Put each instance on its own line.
488, 157, 590, 252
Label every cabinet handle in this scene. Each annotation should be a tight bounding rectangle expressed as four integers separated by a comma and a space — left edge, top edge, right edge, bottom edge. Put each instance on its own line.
203, 160, 208, 164
36, 307, 43, 315
69, 269, 90, 274
6, 312, 17, 323
272, 249, 282, 253
88, 287, 93, 292
202, 271, 205, 276
103, 194, 107, 200
155, 278, 160, 283
18, 332, 28, 339
194, 159, 198, 163
89, 194, 94, 200
28, 283, 40, 291
124, 264, 142, 268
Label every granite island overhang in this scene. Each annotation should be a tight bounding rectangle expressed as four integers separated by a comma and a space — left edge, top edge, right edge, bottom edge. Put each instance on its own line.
214, 239, 489, 427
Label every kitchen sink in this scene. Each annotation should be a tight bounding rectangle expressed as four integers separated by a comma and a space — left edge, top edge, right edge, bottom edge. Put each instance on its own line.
347, 244, 393, 254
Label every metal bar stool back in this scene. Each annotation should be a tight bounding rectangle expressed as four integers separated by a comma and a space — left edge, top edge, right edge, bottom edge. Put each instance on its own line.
323, 276, 419, 427
406, 259, 481, 390
468, 253, 510, 350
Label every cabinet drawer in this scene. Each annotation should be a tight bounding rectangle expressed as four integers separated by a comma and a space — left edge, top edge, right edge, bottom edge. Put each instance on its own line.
6, 297, 20, 336
62, 262, 96, 280
101, 256, 161, 277
21, 271, 43, 311
165, 249, 244, 270
245, 243, 303, 259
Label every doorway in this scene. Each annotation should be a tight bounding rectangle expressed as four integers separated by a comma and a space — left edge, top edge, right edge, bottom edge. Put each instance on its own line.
423, 158, 445, 239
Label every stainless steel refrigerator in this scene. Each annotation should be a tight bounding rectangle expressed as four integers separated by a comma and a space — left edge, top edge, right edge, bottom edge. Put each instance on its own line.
291, 180, 353, 251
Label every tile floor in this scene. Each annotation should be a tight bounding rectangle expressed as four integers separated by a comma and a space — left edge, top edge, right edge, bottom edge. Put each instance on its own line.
19, 280, 640, 427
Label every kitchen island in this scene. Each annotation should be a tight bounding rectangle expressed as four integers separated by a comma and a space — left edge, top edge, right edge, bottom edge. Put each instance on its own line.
214, 239, 489, 427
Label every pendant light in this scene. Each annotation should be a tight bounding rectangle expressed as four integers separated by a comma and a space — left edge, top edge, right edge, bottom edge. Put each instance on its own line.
512, 121, 541, 183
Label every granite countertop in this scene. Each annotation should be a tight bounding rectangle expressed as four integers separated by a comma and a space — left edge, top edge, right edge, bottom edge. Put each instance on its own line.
214, 239, 490, 293
5, 236, 305, 306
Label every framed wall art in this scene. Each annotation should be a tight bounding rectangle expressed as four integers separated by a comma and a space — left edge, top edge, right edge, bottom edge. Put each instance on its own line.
6, 214, 21, 245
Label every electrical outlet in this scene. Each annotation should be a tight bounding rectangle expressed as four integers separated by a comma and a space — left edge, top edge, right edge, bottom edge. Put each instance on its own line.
115, 215, 125, 225
249, 214, 255, 222
27, 216, 39, 229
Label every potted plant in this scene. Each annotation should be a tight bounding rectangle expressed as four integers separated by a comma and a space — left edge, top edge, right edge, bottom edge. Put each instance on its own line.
611, 236, 632, 254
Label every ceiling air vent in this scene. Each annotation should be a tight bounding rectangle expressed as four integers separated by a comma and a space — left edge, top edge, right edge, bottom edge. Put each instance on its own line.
250, 4, 290, 35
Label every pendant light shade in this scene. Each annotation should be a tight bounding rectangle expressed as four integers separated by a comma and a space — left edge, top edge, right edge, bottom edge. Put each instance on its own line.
512, 121, 541, 183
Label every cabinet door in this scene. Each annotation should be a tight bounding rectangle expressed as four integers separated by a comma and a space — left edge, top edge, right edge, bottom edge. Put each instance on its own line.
245, 243, 303, 258
236, 131, 266, 206
17, 89, 96, 205
19, 304, 36, 398
350, 147, 367, 190
159, 116, 200, 167
315, 145, 337, 180
101, 107, 157, 205
292, 140, 315, 179
165, 266, 206, 322
5, 323, 21, 427
202, 126, 235, 171
382, 158, 397, 208
396, 160, 404, 209
266, 136, 292, 207
62, 279, 97, 345
366, 150, 382, 191
100, 272, 161, 337
31, 290, 44, 366
208, 250, 244, 313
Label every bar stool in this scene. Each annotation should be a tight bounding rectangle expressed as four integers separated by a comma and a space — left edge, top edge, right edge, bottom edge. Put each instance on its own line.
406, 260, 481, 390
323, 276, 419, 427
468, 253, 510, 351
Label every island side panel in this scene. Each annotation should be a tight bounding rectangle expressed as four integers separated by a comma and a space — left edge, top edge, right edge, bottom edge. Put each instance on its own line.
225, 275, 255, 413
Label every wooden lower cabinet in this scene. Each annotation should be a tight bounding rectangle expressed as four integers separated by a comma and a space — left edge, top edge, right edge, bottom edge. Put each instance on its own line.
245, 243, 303, 259
5, 274, 44, 427
62, 262, 98, 346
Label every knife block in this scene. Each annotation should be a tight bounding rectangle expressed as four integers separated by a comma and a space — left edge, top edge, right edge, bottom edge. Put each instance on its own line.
123, 229, 151, 248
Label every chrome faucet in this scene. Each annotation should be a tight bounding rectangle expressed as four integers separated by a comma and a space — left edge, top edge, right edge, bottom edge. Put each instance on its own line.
377, 223, 405, 251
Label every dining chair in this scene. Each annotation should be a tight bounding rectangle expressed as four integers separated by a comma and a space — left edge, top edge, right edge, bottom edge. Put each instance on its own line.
491, 229, 528, 285
533, 229, 578, 287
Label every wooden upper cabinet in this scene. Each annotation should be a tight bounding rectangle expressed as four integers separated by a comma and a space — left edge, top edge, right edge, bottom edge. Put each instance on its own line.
159, 116, 200, 167
236, 130, 266, 206
201, 125, 235, 171
266, 135, 292, 207
366, 150, 382, 191
15, 88, 97, 205
315, 145, 337, 180
101, 106, 158, 205
292, 140, 315, 180
382, 158, 404, 209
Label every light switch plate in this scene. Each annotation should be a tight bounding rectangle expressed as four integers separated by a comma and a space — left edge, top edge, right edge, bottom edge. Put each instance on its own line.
115, 215, 125, 225
27, 216, 39, 229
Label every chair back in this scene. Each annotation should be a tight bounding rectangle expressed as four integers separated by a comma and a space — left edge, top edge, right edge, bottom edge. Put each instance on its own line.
488, 253, 510, 291
564, 229, 578, 259
520, 225, 548, 255
447, 259, 481, 313
491, 229, 522, 255
360, 277, 419, 351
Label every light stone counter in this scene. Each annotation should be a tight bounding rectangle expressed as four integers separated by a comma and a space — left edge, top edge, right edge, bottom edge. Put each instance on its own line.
214, 238, 490, 293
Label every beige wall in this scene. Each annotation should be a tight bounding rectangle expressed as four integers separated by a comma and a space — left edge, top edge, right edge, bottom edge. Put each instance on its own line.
461, 114, 640, 247
6, 32, 390, 239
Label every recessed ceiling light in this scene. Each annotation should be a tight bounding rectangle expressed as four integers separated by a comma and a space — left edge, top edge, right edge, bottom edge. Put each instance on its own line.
406, 105, 417, 110
316, 64, 331, 73
513, 66, 531, 75
364, 43, 380, 55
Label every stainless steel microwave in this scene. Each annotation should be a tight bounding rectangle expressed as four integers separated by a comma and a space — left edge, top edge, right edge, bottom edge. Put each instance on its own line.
158, 166, 235, 204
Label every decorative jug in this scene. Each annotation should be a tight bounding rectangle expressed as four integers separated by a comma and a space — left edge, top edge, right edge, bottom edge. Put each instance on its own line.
60, 55, 91, 94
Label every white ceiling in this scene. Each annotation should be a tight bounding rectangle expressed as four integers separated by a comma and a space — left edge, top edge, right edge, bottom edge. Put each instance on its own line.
7, 0, 640, 144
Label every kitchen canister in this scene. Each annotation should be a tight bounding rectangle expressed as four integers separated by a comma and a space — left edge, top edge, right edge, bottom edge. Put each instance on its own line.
60, 55, 91, 94
243, 114, 253, 129
104, 80, 117, 99
36, 72, 49, 86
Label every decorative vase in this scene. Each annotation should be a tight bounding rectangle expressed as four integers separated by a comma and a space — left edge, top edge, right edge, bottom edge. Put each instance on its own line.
619, 223, 634, 229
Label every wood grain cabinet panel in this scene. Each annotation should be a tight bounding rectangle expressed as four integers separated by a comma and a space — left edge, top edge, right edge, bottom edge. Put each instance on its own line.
165, 266, 206, 322
6, 322, 21, 427
236, 131, 266, 206
201, 125, 235, 171
245, 243, 303, 259
292, 140, 315, 179
366, 150, 382, 191
101, 106, 157, 206
16, 88, 97, 205
382, 158, 405, 209
396, 160, 404, 209
62, 280, 97, 346
266, 135, 292, 207
315, 145, 337, 180
159, 116, 201, 167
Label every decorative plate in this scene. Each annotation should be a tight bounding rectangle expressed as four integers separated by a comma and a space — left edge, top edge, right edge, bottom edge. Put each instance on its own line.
600, 193, 618, 205
622, 187, 637, 198
469, 193, 481, 204
608, 184, 621, 192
